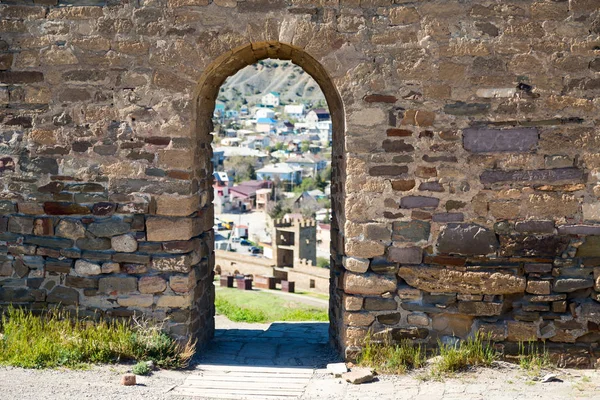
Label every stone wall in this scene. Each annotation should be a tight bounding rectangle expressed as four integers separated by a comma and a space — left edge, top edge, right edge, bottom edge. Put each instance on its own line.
1, 0, 600, 365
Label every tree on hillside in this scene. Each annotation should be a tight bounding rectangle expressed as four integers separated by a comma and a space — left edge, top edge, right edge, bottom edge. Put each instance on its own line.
224, 156, 257, 183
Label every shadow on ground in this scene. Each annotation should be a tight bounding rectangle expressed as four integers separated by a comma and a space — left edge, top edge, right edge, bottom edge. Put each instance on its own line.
191, 322, 341, 369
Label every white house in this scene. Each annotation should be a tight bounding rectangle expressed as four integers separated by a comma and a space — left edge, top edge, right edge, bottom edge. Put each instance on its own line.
305, 108, 330, 129
261, 92, 280, 107
255, 108, 275, 120
256, 163, 303, 185
284, 104, 305, 119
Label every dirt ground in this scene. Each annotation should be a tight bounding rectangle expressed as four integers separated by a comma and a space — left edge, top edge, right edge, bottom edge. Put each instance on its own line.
0, 316, 598, 400
0, 361, 599, 400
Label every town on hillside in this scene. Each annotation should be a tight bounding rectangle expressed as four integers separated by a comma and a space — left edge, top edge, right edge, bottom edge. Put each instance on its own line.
211, 62, 332, 293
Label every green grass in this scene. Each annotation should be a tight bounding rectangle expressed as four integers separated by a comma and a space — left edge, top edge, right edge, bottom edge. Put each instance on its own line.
215, 287, 328, 323
432, 333, 496, 375
357, 331, 496, 377
357, 333, 426, 374
517, 341, 552, 372
132, 361, 151, 376
0, 307, 194, 370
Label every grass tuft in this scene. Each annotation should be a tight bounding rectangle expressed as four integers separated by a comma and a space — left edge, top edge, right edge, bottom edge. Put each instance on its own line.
357, 332, 426, 374
432, 333, 496, 375
517, 341, 552, 372
0, 307, 194, 370
132, 361, 151, 376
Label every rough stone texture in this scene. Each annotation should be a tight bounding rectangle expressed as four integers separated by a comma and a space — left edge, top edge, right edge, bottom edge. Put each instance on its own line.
463, 128, 538, 153
437, 224, 498, 255
0, 0, 598, 364
398, 267, 526, 294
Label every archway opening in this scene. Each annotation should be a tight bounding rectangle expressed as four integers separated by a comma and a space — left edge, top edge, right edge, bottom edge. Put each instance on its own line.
192, 42, 345, 365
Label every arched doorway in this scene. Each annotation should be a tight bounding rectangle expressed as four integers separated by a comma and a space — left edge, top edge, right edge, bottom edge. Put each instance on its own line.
191, 42, 346, 352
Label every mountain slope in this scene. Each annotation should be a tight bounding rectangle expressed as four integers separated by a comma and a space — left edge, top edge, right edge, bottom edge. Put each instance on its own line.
217, 59, 326, 109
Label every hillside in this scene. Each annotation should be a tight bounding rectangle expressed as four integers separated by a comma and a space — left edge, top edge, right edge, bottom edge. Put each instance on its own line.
217, 59, 327, 110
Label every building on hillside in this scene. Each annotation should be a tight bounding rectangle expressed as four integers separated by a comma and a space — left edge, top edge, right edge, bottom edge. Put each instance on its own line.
256, 163, 303, 187
315, 208, 331, 222
212, 149, 224, 169
213, 102, 225, 119
284, 104, 305, 119
304, 108, 330, 129
317, 223, 330, 254
229, 180, 273, 211
213, 171, 232, 214
255, 188, 272, 211
317, 120, 332, 145
254, 108, 275, 120
271, 218, 317, 267
242, 135, 270, 150
292, 191, 319, 210
277, 121, 294, 134
255, 118, 277, 133
285, 154, 327, 177
221, 137, 241, 146
213, 146, 269, 166
261, 91, 280, 107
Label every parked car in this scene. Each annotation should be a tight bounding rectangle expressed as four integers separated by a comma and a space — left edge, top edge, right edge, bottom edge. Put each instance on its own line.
248, 246, 262, 254
240, 239, 252, 246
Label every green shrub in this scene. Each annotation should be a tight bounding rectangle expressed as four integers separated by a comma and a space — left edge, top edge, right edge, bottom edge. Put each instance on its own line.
517, 341, 552, 371
132, 361, 151, 376
0, 307, 194, 370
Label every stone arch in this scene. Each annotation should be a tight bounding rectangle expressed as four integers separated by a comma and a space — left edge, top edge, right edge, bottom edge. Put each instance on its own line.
191, 41, 346, 350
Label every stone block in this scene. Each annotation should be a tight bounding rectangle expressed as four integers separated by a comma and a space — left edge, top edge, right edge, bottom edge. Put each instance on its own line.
88, 220, 131, 238
146, 217, 195, 242
526, 280, 551, 295
47, 286, 79, 306
382, 140, 414, 153
170, 274, 195, 293
400, 196, 439, 209
499, 235, 569, 257
343, 257, 369, 273
437, 223, 498, 255
111, 234, 138, 252
480, 168, 584, 184
345, 240, 386, 258
515, 220, 554, 234
8, 216, 33, 234
392, 220, 430, 242
387, 246, 422, 264
75, 259, 102, 276
343, 272, 397, 295
369, 165, 408, 176
507, 321, 537, 341
554, 278, 594, 293
463, 128, 538, 153
344, 296, 363, 311
458, 301, 502, 316
98, 277, 138, 294
398, 266, 526, 294
138, 276, 167, 294
363, 297, 397, 311
156, 294, 192, 309
154, 195, 199, 217
117, 295, 154, 308
56, 219, 86, 239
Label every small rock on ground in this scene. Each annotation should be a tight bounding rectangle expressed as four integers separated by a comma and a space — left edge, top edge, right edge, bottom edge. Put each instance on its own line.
342, 367, 374, 384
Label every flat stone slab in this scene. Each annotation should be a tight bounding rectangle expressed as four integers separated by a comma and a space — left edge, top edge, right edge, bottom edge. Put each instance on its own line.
342, 367, 375, 384
327, 362, 348, 377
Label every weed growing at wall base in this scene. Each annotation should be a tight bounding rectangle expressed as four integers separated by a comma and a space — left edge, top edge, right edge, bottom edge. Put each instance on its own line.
0, 307, 194, 370
357, 333, 426, 374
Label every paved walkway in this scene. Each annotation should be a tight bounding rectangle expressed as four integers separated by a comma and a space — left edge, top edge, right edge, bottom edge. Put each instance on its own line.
194, 315, 337, 367
171, 316, 600, 400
